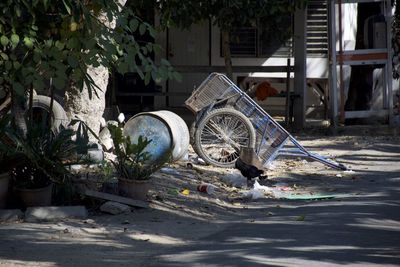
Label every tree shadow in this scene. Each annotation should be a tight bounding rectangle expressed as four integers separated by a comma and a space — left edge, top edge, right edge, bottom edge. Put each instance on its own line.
0, 135, 399, 266
150, 168, 400, 266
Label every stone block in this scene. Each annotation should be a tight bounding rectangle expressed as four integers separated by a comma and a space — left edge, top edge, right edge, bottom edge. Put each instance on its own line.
0, 209, 24, 222
100, 201, 131, 215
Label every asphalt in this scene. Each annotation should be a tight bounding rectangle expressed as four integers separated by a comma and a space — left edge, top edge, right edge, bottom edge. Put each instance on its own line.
152, 196, 400, 266
149, 134, 400, 267
0, 133, 399, 267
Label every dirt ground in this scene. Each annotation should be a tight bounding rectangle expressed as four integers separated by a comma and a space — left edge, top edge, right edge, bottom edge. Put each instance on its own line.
1, 128, 399, 266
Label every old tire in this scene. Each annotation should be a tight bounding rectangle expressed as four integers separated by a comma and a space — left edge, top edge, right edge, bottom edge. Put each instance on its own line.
29, 95, 69, 132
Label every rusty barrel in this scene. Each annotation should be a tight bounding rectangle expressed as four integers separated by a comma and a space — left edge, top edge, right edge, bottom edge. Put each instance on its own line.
123, 110, 189, 164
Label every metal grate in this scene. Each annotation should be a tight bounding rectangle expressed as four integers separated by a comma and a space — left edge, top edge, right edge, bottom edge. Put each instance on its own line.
228, 28, 257, 57
185, 73, 240, 113
307, 0, 328, 56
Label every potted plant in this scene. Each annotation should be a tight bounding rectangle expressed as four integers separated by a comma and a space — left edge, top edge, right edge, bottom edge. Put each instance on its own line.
0, 171, 10, 208
0, 153, 12, 208
108, 125, 169, 201
5, 123, 78, 207
0, 114, 17, 208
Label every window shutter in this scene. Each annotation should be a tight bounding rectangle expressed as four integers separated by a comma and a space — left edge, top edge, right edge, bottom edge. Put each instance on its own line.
222, 1, 329, 58
307, 0, 328, 56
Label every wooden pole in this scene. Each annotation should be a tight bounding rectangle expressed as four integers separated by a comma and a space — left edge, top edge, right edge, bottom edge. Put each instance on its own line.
328, 0, 339, 130
285, 58, 291, 128
338, 0, 345, 124
293, 5, 308, 130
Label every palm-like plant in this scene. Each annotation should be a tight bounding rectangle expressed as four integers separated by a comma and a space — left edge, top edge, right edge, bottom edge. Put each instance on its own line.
6, 123, 77, 189
108, 124, 169, 180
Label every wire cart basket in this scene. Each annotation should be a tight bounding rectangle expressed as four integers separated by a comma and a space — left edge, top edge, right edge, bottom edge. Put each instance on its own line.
186, 73, 346, 170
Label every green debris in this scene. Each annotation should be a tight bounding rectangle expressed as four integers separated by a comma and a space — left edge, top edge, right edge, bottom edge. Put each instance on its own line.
167, 188, 179, 196
284, 193, 349, 200
296, 215, 306, 221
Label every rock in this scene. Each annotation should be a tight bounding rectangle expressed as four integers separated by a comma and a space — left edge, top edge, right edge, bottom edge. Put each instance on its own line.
100, 201, 131, 215
25, 206, 88, 222
87, 147, 104, 162
100, 117, 107, 128
107, 120, 118, 127
0, 209, 24, 222
104, 152, 117, 161
69, 164, 83, 171
99, 127, 113, 151
83, 219, 95, 224
188, 155, 206, 165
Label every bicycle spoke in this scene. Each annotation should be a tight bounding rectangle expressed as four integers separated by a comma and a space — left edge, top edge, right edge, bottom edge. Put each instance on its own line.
199, 112, 252, 164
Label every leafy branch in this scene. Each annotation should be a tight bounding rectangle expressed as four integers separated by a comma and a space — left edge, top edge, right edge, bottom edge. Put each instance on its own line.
108, 124, 169, 180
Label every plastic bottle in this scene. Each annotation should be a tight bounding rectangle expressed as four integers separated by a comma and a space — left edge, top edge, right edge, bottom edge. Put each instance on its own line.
197, 183, 217, 195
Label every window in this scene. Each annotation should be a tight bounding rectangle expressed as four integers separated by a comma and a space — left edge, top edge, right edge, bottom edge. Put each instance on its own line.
228, 27, 258, 57
221, 16, 292, 58
220, 0, 328, 58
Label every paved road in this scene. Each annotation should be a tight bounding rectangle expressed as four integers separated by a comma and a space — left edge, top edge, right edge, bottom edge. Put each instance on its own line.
0, 135, 399, 267
149, 136, 400, 266
152, 196, 400, 266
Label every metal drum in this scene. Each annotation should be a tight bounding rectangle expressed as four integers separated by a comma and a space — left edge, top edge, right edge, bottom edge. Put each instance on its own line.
123, 110, 189, 164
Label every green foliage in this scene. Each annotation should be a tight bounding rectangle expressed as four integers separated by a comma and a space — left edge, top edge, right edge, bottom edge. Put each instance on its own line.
138, 0, 309, 78
0, 114, 15, 171
151, 0, 308, 33
98, 160, 114, 182
2, 122, 77, 189
108, 124, 168, 180
69, 118, 100, 154
0, 114, 92, 189
0, 0, 179, 100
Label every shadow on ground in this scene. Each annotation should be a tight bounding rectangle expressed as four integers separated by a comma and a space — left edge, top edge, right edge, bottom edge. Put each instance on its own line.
0, 135, 399, 267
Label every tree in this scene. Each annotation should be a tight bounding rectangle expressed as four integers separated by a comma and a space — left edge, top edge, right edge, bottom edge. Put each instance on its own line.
146, 0, 308, 79
0, 0, 178, 136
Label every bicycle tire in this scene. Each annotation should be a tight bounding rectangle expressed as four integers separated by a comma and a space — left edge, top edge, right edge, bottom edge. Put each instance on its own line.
193, 108, 256, 168
189, 121, 202, 156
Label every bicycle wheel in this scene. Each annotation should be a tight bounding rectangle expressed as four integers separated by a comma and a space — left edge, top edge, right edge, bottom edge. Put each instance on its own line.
193, 108, 256, 168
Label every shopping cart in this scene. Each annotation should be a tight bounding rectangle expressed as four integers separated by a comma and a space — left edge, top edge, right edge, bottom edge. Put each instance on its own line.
185, 73, 346, 170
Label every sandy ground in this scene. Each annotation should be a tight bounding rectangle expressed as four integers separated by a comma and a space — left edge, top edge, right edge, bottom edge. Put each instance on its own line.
0, 130, 399, 266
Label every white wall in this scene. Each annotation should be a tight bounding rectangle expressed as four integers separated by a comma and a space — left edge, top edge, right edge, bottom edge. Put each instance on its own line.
157, 22, 329, 115
210, 24, 329, 80
334, 3, 358, 106
167, 23, 210, 107
154, 4, 358, 117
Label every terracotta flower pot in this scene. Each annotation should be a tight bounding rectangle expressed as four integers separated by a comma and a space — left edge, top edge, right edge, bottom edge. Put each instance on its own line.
14, 183, 53, 207
118, 177, 151, 201
0, 173, 10, 208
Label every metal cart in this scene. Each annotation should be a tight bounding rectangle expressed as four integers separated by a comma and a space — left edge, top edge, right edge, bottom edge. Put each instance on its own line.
185, 73, 346, 170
